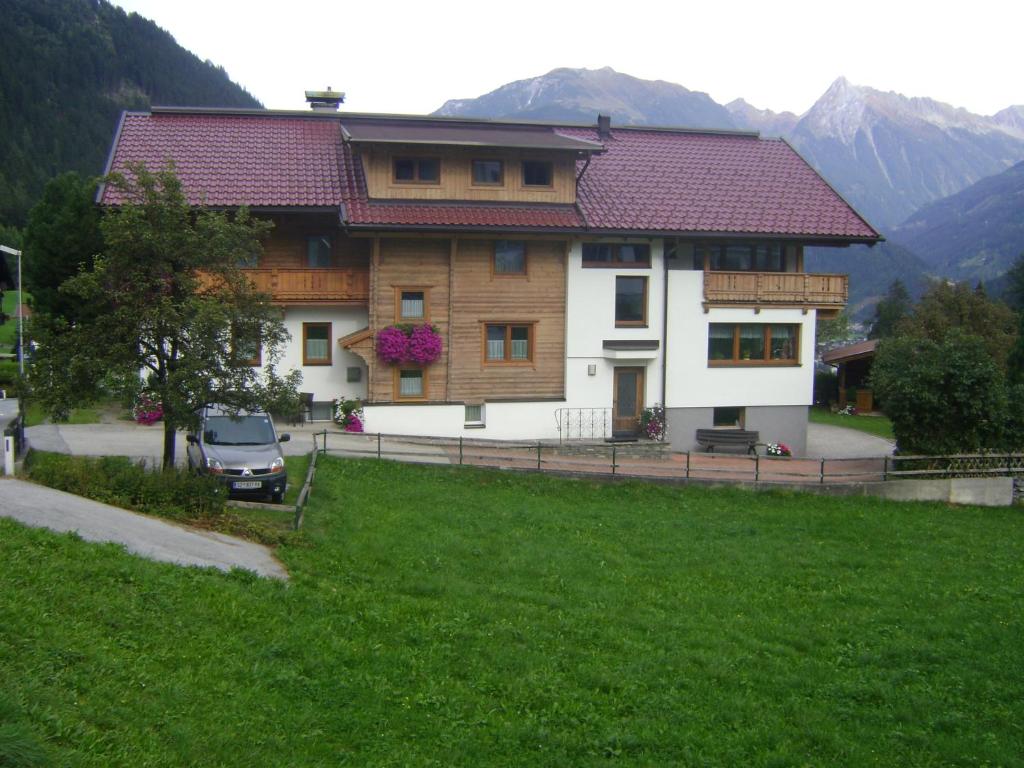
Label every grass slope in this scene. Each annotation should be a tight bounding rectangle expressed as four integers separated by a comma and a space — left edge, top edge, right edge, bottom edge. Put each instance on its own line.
809, 407, 895, 440
1, 458, 1022, 766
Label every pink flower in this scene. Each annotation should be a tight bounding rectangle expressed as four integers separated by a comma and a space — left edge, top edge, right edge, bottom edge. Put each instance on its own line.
407, 324, 442, 365
344, 413, 364, 433
376, 326, 409, 364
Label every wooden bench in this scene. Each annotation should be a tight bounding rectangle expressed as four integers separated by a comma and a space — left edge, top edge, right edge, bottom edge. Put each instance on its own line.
695, 428, 760, 454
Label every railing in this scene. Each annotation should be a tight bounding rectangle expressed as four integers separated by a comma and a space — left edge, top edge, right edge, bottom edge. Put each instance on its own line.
554, 407, 612, 443
703, 271, 848, 307
243, 268, 370, 302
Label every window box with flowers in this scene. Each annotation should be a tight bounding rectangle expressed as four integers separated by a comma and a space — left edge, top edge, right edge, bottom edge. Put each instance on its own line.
375, 324, 443, 366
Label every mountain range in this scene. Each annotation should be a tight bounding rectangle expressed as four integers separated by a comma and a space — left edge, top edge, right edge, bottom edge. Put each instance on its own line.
438, 67, 1024, 315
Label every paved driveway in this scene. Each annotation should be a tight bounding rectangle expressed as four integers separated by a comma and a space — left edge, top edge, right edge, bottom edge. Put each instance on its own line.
806, 423, 895, 459
0, 478, 287, 579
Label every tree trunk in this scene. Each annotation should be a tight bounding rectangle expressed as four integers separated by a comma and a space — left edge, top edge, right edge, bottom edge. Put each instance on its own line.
162, 418, 176, 470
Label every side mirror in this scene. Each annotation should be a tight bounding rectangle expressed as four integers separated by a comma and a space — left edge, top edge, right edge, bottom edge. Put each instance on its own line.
186, 434, 197, 445
279, 433, 291, 443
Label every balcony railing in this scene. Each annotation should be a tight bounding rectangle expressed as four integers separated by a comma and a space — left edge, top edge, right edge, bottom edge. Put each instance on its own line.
243, 268, 369, 302
703, 271, 848, 310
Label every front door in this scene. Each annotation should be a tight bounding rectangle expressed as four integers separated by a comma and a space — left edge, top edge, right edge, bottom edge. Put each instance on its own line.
612, 367, 644, 437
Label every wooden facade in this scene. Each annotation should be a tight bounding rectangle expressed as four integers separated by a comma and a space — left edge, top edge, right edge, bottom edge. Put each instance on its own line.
248, 215, 370, 303
345, 236, 568, 404
357, 147, 577, 204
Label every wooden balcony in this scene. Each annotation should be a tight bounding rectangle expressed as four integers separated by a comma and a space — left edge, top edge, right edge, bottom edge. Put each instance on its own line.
243, 268, 369, 303
703, 271, 848, 315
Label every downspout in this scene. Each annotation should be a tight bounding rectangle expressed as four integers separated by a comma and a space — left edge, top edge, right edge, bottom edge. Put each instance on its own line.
661, 240, 669, 415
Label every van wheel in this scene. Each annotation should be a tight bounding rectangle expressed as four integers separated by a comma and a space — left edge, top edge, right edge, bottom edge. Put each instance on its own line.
271, 490, 285, 505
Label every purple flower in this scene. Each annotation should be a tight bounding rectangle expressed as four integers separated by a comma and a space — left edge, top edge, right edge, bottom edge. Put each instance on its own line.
376, 326, 410, 364
344, 413, 364, 433
407, 324, 442, 365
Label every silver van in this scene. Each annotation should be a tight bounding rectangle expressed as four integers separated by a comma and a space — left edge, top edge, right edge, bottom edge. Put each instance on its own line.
186, 405, 290, 503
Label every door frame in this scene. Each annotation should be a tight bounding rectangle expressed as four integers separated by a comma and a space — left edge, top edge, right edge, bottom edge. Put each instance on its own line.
612, 366, 645, 437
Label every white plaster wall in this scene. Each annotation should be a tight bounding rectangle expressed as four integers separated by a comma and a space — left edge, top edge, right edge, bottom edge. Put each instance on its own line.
664, 270, 816, 408
364, 401, 566, 440
269, 306, 369, 403
564, 238, 665, 409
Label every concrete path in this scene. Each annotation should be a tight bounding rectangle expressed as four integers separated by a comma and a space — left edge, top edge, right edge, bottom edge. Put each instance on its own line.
806, 423, 895, 459
0, 478, 288, 579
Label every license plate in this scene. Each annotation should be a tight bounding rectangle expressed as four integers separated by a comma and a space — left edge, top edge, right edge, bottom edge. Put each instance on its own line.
232, 481, 262, 489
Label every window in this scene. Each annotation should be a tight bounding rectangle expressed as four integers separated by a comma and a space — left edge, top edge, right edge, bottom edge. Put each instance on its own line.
307, 236, 332, 268
237, 250, 259, 269
707, 323, 799, 364
393, 157, 440, 184
303, 322, 332, 365
472, 159, 504, 185
493, 240, 526, 276
395, 368, 426, 400
713, 407, 745, 428
235, 339, 261, 367
464, 404, 485, 426
395, 288, 428, 321
701, 243, 785, 272
484, 324, 532, 363
522, 160, 553, 187
583, 243, 651, 267
615, 276, 648, 326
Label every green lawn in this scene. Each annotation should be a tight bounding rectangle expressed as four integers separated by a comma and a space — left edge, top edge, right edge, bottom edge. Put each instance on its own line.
2, 459, 1022, 766
23, 401, 103, 427
809, 405, 895, 440
0, 289, 29, 351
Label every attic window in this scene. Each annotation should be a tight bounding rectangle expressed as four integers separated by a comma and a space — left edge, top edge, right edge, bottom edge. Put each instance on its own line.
472, 159, 504, 186
522, 160, 553, 187
393, 157, 440, 184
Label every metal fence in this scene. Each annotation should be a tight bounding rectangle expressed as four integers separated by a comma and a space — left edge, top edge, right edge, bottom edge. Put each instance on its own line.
554, 408, 613, 442
307, 430, 1024, 488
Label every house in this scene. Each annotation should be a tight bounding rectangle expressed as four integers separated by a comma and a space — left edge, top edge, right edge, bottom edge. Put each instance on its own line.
822, 339, 879, 411
98, 93, 881, 455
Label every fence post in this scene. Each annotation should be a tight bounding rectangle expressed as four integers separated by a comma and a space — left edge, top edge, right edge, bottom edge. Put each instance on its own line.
883, 455, 889, 482
754, 453, 759, 482
536, 441, 542, 471
612, 444, 617, 475
322, 429, 328, 455
685, 450, 690, 479
820, 457, 826, 484
459, 436, 464, 465
377, 432, 382, 460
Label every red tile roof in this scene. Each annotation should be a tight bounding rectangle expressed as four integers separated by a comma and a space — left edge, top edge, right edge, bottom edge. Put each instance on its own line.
559, 127, 877, 239
101, 110, 879, 241
101, 113, 345, 208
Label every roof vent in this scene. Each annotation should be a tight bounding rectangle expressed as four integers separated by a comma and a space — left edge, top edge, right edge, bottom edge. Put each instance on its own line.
305, 87, 346, 111
597, 114, 612, 139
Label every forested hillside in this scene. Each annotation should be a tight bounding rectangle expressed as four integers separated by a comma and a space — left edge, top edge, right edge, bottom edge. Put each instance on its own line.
0, 0, 261, 226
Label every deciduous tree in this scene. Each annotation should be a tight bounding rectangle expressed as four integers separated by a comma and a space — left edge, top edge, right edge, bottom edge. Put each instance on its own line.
30, 163, 301, 468
868, 280, 912, 340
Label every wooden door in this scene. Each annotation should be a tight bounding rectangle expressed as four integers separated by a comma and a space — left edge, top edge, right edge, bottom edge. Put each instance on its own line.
612, 367, 644, 436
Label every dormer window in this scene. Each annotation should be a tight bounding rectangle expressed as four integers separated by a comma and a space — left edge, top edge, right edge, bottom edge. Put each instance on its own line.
393, 157, 440, 184
522, 160, 553, 187
472, 159, 504, 186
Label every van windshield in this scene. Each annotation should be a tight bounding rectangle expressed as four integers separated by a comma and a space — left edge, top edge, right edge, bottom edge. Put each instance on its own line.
204, 415, 276, 446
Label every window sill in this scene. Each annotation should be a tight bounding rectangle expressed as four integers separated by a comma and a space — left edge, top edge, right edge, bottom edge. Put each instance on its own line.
483, 361, 535, 368
583, 263, 652, 269
708, 360, 800, 367
464, 423, 486, 429
615, 323, 649, 329
303, 361, 332, 366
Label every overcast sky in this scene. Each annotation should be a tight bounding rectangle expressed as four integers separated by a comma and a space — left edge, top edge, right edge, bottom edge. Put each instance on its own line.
111, 0, 1021, 117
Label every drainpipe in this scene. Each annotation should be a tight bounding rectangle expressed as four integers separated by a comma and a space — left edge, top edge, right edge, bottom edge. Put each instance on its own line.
661, 239, 669, 415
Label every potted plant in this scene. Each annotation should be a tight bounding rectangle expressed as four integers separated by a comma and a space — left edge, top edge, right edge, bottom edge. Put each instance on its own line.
375, 324, 442, 365
333, 398, 365, 432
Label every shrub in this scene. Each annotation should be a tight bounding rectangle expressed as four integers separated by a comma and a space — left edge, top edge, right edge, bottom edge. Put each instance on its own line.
813, 369, 837, 405
25, 451, 224, 520
640, 404, 667, 441
0, 360, 19, 387
871, 331, 1008, 454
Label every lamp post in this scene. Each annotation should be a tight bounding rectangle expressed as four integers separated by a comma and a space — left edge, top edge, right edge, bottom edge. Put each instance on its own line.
0, 245, 23, 376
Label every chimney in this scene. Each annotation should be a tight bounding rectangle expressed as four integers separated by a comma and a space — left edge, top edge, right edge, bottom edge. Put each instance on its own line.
597, 114, 611, 139
305, 87, 346, 112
